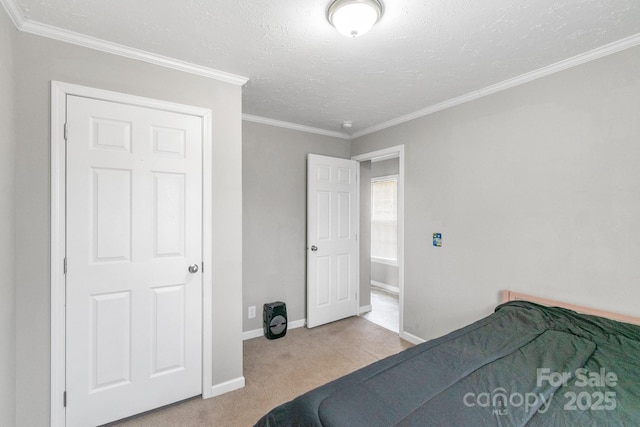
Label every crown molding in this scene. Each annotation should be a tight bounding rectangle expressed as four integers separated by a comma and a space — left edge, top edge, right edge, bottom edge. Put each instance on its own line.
351, 32, 640, 139
0, 0, 23, 27
4, 0, 639, 137
1, 0, 248, 86
243, 114, 351, 140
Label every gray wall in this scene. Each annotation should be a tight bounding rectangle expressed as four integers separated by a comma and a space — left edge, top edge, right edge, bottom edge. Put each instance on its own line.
7, 6, 640, 422
242, 121, 350, 331
0, 7, 16, 427
14, 32, 243, 425
372, 157, 399, 177
352, 45, 640, 341
371, 262, 399, 288
370, 158, 400, 288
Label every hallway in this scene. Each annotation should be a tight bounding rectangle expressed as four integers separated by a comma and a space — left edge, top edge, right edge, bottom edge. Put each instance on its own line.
363, 286, 399, 333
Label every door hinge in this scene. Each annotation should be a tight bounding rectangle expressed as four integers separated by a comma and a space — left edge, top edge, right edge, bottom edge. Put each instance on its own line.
63, 123, 68, 141
201, 261, 204, 274
63, 391, 67, 407
63, 258, 68, 275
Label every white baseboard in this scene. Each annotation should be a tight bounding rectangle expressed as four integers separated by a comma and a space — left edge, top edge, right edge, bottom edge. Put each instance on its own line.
242, 318, 306, 341
206, 376, 245, 398
370, 280, 399, 294
359, 304, 372, 314
400, 330, 426, 345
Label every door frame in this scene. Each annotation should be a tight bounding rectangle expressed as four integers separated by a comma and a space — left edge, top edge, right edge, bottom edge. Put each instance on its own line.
50, 81, 213, 426
352, 145, 405, 339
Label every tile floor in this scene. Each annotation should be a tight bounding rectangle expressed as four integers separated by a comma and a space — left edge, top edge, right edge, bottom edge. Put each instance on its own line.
362, 285, 399, 333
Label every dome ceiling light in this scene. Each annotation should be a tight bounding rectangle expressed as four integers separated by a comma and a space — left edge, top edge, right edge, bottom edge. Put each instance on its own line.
327, 0, 384, 38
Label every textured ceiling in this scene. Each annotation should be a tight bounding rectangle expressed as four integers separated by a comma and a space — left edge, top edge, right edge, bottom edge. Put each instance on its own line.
10, 0, 640, 135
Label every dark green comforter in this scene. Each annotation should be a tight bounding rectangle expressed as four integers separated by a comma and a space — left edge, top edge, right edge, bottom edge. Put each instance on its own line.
254, 301, 640, 426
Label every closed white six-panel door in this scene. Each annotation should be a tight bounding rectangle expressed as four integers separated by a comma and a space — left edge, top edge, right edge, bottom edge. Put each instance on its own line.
307, 154, 359, 328
65, 95, 203, 426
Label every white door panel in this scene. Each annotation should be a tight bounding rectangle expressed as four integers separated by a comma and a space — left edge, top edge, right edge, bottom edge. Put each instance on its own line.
66, 95, 203, 426
307, 154, 359, 328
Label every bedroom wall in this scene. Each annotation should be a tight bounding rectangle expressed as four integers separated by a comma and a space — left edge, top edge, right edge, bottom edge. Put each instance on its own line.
14, 32, 243, 425
351, 44, 640, 342
372, 157, 399, 177
242, 121, 350, 332
0, 6, 16, 426
371, 262, 399, 288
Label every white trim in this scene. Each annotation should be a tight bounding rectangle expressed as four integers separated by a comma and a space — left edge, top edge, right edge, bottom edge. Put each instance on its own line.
354, 162, 361, 320
350, 32, 640, 139
0, 0, 24, 27
400, 331, 425, 345
3, 0, 640, 134
242, 318, 307, 341
359, 304, 372, 315
200, 109, 214, 399
352, 146, 403, 163
371, 174, 399, 183
50, 81, 214, 426
351, 145, 405, 339
288, 318, 307, 330
242, 114, 351, 140
371, 257, 398, 267
242, 329, 265, 341
209, 377, 246, 397
370, 281, 399, 295
51, 81, 220, 115
50, 81, 67, 427
1, 0, 247, 86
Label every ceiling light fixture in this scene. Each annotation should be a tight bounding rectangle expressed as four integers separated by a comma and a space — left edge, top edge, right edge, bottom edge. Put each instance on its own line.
327, 0, 383, 38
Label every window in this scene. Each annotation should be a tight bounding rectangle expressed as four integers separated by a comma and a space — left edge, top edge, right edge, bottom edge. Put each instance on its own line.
371, 175, 398, 265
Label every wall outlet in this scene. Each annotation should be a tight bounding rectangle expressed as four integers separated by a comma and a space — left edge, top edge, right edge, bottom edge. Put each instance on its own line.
248, 306, 256, 319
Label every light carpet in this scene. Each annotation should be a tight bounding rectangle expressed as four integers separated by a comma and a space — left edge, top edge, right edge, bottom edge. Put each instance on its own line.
109, 316, 413, 427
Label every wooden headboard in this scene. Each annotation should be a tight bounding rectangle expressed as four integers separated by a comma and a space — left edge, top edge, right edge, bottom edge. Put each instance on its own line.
502, 290, 640, 326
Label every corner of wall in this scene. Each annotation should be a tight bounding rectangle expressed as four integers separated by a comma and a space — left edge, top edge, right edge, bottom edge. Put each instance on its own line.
0, 3, 17, 426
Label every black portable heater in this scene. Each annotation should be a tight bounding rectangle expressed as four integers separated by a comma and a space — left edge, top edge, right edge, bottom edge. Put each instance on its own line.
263, 301, 287, 340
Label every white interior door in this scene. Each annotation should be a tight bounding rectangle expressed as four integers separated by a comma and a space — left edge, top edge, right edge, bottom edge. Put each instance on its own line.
65, 95, 203, 426
307, 154, 359, 328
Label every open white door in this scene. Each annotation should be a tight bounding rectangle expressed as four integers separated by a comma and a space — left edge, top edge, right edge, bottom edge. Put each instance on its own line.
65, 95, 203, 426
307, 154, 359, 328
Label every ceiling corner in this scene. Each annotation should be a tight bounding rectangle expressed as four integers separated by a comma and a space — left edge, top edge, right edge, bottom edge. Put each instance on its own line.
0, 0, 25, 29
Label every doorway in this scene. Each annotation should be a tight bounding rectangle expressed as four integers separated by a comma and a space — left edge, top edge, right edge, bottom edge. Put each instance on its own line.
352, 146, 405, 337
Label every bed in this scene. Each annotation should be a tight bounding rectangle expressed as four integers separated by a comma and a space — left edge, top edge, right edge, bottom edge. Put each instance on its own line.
254, 291, 640, 426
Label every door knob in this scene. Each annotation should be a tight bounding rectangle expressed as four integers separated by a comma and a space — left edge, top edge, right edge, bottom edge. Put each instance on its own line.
310, 245, 318, 252
188, 264, 199, 274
